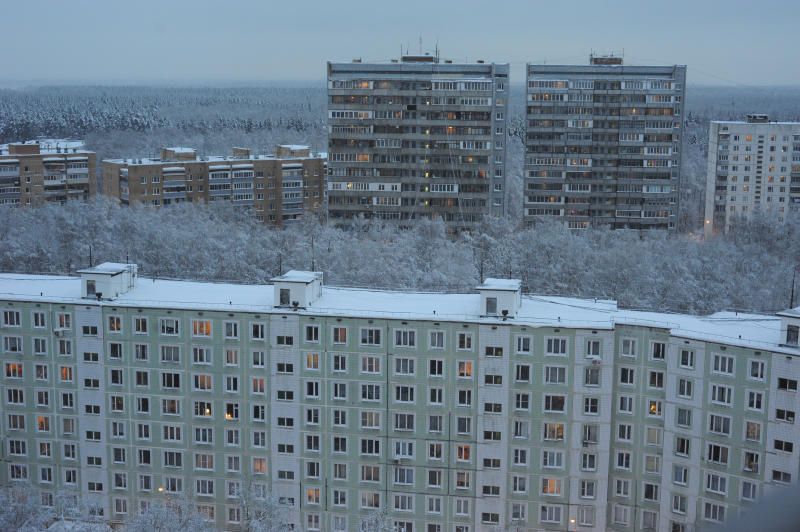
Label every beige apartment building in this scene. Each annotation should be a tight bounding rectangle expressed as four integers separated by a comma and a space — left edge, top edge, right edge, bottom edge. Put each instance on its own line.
103, 145, 326, 225
0, 139, 97, 206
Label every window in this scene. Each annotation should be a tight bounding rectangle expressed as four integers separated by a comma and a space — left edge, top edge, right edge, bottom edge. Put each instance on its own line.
543, 423, 564, 441
332, 327, 347, 344
748, 390, 764, 411
621, 338, 636, 357
276, 335, 293, 346
712, 354, 734, 375
517, 335, 532, 354
711, 384, 732, 405
679, 349, 695, 368
542, 450, 563, 469
779, 378, 798, 391
648, 371, 664, 389
709, 414, 731, 435
546, 337, 567, 355
457, 361, 473, 378
706, 473, 728, 495
544, 394, 565, 412
394, 329, 416, 347
618, 395, 633, 414
429, 359, 443, 377
703, 502, 726, 523
584, 367, 600, 386
485, 346, 503, 357
742, 481, 757, 501
395, 357, 415, 375
485, 297, 497, 315
160, 318, 179, 336
540, 504, 562, 524
305, 325, 319, 343
673, 465, 689, 486
108, 315, 122, 333
777, 408, 796, 423
360, 328, 381, 346
457, 332, 472, 350
749, 360, 765, 380
134, 317, 148, 334
619, 367, 635, 385
429, 331, 444, 349
545, 366, 566, 384
706, 443, 729, 465
584, 397, 599, 415
788, 325, 800, 345
677, 378, 693, 398
651, 341, 666, 360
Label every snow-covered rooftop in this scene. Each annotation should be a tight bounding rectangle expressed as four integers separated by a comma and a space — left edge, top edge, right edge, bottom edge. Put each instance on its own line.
479, 278, 522, 291
76, 263, 133, 275
104, 152, 325, 166
0, 138, 91, 156
279, 144, 310, 150
0, 272, 796, 355
272, 270, 322, 284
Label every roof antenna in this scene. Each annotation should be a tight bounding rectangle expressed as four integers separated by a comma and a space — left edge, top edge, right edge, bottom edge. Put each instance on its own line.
89, 245, 93, 268
791, 267, 797, 309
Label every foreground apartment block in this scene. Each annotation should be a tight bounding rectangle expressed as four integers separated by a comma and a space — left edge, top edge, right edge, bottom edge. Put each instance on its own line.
327, 55, 509, 229
704, 114, 800, 237
525, 56, 686, 230
2, 265, 800, 531
0, 139, 97, 206
102, 145, 326, 225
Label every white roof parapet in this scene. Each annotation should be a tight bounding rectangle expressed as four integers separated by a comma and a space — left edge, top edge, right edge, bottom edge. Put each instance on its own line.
478, 278, 522, 291
76, 262, 133, 276
271, 270, 323, 284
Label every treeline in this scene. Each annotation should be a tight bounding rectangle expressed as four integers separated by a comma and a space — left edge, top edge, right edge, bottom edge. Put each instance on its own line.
1, 197, 797, 315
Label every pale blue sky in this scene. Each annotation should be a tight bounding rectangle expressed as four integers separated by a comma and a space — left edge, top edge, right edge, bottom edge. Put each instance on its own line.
5, 0, 799, 85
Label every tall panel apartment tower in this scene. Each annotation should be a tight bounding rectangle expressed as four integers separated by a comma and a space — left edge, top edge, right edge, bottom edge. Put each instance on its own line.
525, 56, 686, 230
327, 55, 509, 229
704, 115, 800, 238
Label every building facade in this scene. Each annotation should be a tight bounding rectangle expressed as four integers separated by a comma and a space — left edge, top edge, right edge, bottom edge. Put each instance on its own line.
102, 145, 326, 226
0, 139, 97, 206
327, 55, 509, 229
1, 265, 800, 532
525, 56, 686, 230
704, 115, 800, 237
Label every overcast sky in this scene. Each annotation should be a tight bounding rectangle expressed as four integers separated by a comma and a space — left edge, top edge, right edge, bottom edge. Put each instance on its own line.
5, 0, 799, 86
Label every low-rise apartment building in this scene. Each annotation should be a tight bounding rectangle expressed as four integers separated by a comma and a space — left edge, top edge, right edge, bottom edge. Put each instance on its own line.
1, 265, 799, 531
704, 114, 800, 237
102, 145, 326, 225
0, 139, 97, 206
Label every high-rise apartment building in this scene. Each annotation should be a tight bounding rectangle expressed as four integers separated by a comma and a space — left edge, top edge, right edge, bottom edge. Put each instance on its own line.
704, 114, 800, 237
102, 145, 326, 225
525, 56, 686, 230
0, 139, 97, 206
2, 264, 800, 531
327, 55, 509, 229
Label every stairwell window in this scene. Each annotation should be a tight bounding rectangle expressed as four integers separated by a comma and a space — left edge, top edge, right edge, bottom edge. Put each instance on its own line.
485, 297, 497, 315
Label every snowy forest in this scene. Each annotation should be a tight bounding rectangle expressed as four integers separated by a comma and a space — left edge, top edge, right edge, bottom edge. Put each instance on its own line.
1, 197, 798, 315
1, 84, 799, 315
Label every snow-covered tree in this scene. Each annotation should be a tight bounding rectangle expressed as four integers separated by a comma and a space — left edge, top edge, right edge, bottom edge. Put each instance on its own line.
0, 483, 52, 532
230, 480, 293, 532
359, 507, 397, 532
122, 495, 214, 532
